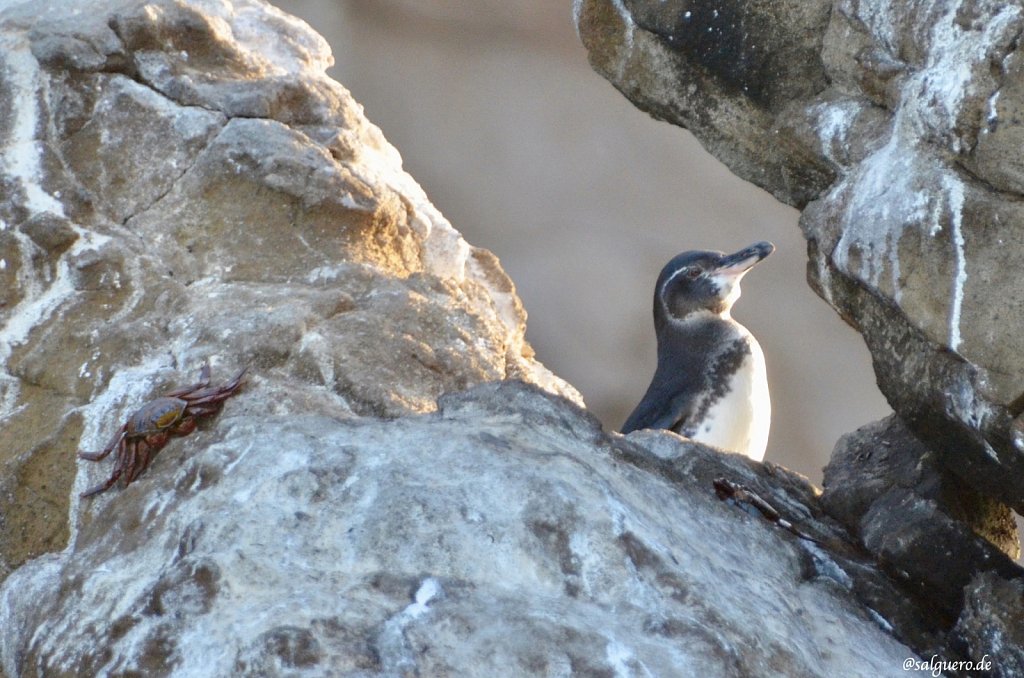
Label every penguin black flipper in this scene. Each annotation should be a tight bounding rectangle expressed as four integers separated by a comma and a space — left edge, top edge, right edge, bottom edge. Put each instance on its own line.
620, 365, 700, 434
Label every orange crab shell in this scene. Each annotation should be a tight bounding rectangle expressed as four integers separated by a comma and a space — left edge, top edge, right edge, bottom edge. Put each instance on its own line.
127, 397, 188, 435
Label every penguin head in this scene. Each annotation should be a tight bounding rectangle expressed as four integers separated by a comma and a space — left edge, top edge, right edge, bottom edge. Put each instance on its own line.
655, 241, 774, 325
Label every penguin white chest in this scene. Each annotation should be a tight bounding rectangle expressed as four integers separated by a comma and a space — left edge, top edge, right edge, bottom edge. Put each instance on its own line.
689, 336, 770, 461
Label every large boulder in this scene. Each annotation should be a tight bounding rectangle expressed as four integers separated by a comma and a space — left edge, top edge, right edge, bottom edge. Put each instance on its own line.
1, 381, 922, 676
822, 415, 1021, 623
576, 0, 1024, 515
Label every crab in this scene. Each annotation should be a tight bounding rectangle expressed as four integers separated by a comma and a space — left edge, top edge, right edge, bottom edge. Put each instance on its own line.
78, 364, 247, 498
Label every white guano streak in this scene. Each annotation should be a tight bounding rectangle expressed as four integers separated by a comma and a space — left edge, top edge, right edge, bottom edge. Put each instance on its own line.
0, 39, 110, 357
830, 2, 1022, 347
0, 40, 58, 360
0, 37, 110, 423
946, 176, 966, 351
0, 38, 66, 219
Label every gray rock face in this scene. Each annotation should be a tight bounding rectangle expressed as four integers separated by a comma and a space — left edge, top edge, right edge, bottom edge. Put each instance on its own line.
574, 0, 835, 207
576, 0, 1024, 515
823, 417, 1022, 625
823, 415, 1019, 561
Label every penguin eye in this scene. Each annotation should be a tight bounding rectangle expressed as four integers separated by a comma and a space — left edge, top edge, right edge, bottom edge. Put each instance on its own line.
685, 266, 702, 279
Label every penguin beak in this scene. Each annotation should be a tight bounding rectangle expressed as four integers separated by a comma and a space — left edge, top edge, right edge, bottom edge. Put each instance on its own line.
714, 241, 775, 278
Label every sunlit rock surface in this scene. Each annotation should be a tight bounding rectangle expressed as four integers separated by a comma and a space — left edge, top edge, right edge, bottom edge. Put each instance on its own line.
0, 0, 576, 582
576, 0, 1024, 514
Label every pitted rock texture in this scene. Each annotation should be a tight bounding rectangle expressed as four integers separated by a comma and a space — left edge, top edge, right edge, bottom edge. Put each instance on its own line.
0, 0, 576, 577
823, 415, 1019, 561
823, 418, 1024, 649
954, 571, 1024, 678
1, 382, 921, 676
576, 0, 1024, 513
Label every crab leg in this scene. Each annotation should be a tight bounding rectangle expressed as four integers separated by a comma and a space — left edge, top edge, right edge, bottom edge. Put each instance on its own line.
182, 404, 225, 418
174, 417, 198, 436
80, 438, 129, 497
130, 441, 156, 483
124, 438, 149, 484
78, 425, 128, 461
181, 368, 247, 404
164, 363, 212, 398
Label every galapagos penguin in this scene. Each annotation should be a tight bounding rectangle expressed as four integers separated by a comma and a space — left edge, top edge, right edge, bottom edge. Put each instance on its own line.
621, 241, 774, 461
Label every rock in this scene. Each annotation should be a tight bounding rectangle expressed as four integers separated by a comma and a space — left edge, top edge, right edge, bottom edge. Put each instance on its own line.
858, 491, 1022, 625
0, 0, 576, 578
0, 0, 992, 674
1, 382, 921, 676
579, 3, 1024, 671
822, 417, 1024, 632
954, 571, 1024, 678
575, 0, 835, 207
822, 415, 1019, 559
615, 427, 954, 661
575, 0, 1024, 513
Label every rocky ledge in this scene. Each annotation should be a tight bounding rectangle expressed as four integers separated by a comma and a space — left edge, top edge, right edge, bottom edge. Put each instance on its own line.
3, 380, 923, 676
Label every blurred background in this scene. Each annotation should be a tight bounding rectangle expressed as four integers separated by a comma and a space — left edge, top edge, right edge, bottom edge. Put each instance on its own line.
273, 0, 891, 483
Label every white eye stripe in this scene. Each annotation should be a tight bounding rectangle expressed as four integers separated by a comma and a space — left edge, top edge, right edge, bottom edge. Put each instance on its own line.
660, 263, 717, 300
659, 264, 696, 299
658, 265, 688, 316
